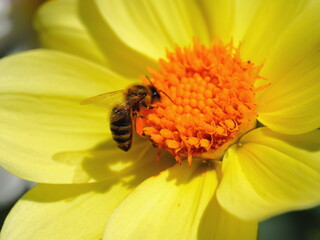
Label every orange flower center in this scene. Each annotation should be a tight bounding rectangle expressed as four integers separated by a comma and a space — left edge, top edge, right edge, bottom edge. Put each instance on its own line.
137, 39, 264, 164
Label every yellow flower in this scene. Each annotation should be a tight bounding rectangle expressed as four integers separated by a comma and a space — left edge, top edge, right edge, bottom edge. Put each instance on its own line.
1, 0, 320, 239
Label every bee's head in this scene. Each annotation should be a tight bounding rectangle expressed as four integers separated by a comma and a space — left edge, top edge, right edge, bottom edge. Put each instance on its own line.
150, 86, 161, 102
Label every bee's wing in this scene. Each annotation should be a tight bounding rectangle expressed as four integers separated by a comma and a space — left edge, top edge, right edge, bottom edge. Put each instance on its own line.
80, 90, 125, 108
107, 93, 144, 122
109, 101, 134, 122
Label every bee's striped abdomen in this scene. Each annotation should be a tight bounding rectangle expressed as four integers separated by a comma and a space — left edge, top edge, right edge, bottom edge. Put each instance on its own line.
110, 106, 132, 151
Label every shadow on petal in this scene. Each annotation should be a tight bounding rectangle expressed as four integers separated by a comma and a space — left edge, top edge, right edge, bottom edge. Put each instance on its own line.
53, 135, 175, 187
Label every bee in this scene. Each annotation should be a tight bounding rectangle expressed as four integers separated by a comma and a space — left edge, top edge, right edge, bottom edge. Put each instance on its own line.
81, 83, 163, 151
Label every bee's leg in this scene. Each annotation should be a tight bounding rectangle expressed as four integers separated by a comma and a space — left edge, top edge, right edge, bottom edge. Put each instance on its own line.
139, 101, 158, 109
132, 111, 145, 118
139, 101, 150, 108
148, 104, 158, 109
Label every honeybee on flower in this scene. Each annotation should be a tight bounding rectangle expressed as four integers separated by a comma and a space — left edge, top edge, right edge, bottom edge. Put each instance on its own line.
0, 0, 319, 240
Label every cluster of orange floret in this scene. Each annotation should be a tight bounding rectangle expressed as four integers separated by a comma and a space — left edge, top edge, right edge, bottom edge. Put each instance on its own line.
138, 40, 263, 164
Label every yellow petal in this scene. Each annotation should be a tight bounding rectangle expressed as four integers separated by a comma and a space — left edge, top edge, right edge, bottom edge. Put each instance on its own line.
1, 183, 121, 240
199, 0, 262, 44
103, 160, 257, 240
231, 0, 265, 44
34, 0, 108, 66
92, 0, 210, 60
199, 194, 258, 240
103, 161, 215, 239
78, 0, 157, 78
257, 98, 320, 135
241, 0, 311, 65
1, 155, 172, 240
198, 0, 234, 42
217, 128, 320, 221
0, 50, 130, 183
260, 0, 320, 82
256, 1, 320, 134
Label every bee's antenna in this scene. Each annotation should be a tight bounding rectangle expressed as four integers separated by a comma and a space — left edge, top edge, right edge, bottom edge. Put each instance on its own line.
145, 75, 173, 103
145, 75, 154, 86
159, 90, 173, 103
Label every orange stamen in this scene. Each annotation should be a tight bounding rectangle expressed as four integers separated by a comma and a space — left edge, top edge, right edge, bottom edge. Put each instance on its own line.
139, 39, 265, 164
